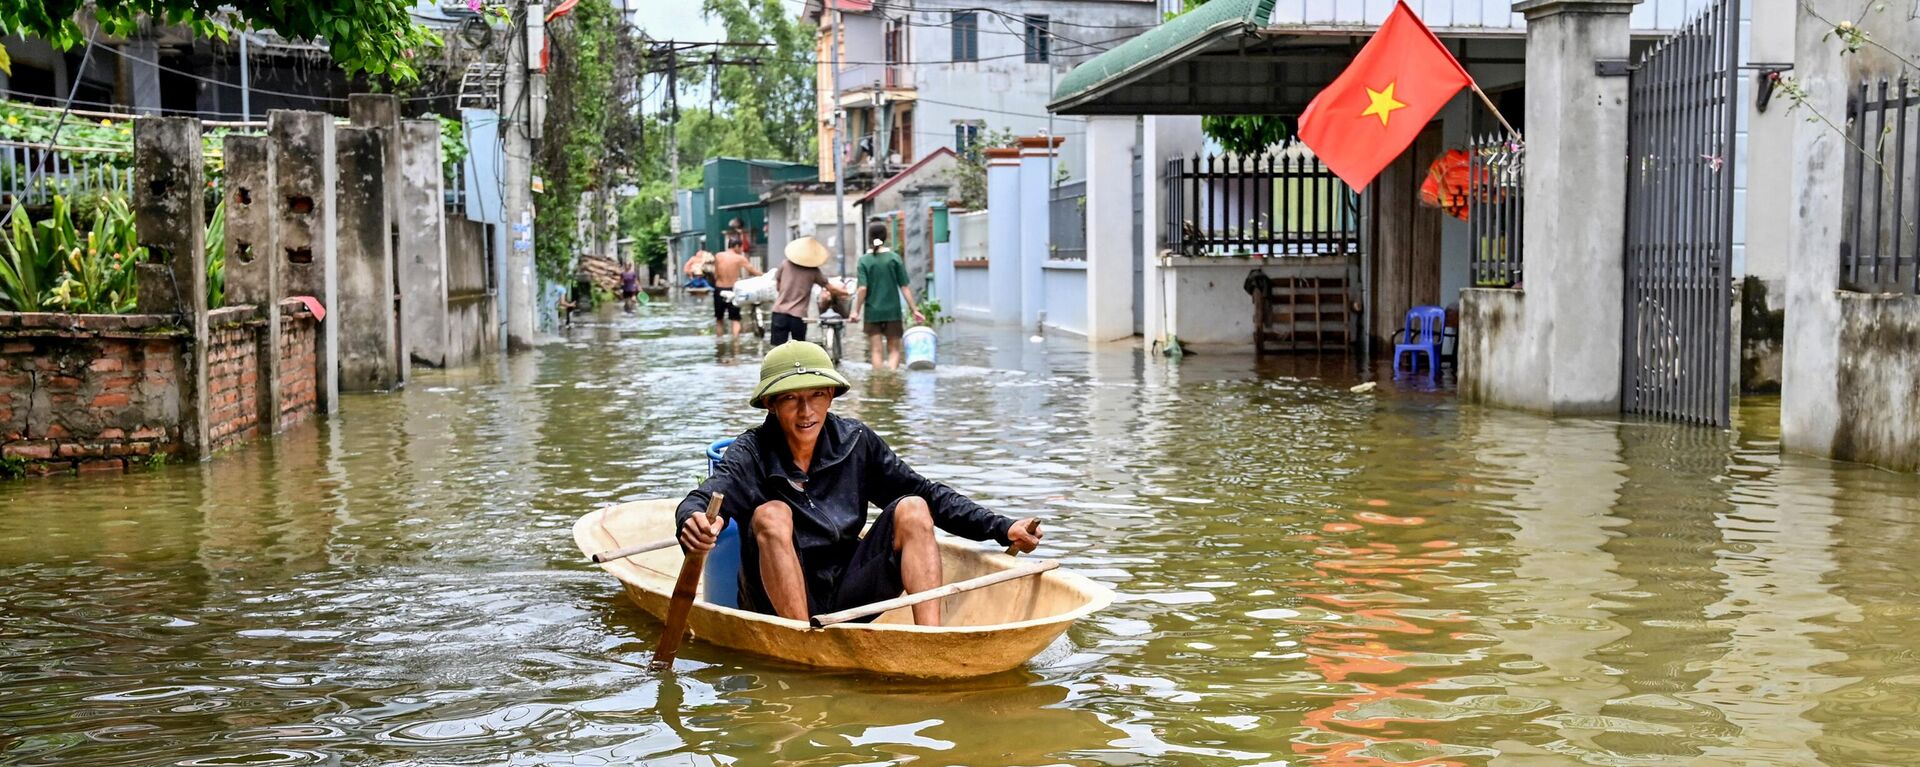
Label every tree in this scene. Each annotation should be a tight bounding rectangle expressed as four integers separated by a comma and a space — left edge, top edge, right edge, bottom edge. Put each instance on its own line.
700, 0, 816, 162
535, 0, 620, 281
0, 1, 439, 81
1180, 0, 1290, 155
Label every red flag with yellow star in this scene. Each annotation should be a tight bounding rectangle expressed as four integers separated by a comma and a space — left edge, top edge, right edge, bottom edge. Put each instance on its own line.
1297, 0, 1472, 190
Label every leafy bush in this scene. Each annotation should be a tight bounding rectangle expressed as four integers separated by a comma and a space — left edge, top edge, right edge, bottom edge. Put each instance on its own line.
0, 194, 228, 314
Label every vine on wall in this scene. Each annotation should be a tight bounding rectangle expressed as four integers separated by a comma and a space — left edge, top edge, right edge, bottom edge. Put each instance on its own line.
535, 0, 618, 282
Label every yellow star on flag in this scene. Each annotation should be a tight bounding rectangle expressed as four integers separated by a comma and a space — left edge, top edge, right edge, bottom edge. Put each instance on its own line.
1361, 82, 1406, 126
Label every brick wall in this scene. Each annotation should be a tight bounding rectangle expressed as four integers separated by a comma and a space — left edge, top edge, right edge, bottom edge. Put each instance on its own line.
277, 299, 319, 431
205, 306, 263, 453
0, 314, 190, 474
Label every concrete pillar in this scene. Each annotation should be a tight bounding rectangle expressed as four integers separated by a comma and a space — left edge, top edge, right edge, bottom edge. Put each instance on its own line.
1085, 116, 1136, 342
269, 110, 339, 415
334, 126, 400, 392
221, 134, 282, 435
985, 147, 1024, 325
117, 38, 162, 117
1018, 136, 1061, 331
349, 94, 409, 384
1140, 116, 1205, 350
132, 117, 209, 458
396, 119, 451, 368
1508, 0, 1635, 414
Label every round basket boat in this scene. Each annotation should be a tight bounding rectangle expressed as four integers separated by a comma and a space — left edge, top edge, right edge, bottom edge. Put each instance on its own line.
575, 499, 1113, 678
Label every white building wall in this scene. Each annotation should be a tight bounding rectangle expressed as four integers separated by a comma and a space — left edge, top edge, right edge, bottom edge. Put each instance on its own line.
903, 0, 1159, 179
1266, 0, 1719, 31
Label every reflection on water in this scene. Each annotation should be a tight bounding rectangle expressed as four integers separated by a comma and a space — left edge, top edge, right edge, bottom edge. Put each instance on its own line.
4, 301, 1920, 766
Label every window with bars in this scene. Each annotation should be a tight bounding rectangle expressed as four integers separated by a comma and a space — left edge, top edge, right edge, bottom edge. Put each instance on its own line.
1024, 15, 1050, 63
951, 11, 978, 62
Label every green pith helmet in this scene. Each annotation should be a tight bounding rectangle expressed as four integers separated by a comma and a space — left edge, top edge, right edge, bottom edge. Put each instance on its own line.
750, 341, 851, 408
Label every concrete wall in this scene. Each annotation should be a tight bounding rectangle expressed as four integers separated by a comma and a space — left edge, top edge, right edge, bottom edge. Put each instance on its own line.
1161, 256, 1354, 351
1141, 115, 1206, 349
399, 119, 451, 368
1042, 262, 1088, 337
953, 264, 992, 319
445, 217, 499, 366
334, 126, 400, 392
1781, 0, 1920, 470
1465, 0, 1634, 416
269, 110, 339, 414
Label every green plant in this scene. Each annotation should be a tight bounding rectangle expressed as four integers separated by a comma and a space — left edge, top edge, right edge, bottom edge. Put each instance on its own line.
917, 295, 955, 327
2, 194, 144, 314
139, 452, 170, 470
206, 199, 227, 309
2, 2, 440, 81
0, 454, 27, 480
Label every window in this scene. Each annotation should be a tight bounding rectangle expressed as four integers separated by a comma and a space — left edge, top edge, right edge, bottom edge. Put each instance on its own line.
955, 123, 982, 153
1024, 15, 1050, 63
951, 11, 978, 62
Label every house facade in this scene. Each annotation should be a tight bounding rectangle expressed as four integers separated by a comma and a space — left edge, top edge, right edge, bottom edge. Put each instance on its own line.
804, 0, 1160, 188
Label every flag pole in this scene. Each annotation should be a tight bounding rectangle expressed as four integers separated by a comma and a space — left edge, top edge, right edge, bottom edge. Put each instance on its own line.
1469, 81, 1520, 139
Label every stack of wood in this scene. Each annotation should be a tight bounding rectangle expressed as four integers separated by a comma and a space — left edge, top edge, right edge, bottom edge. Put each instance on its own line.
577, 255, 623, 292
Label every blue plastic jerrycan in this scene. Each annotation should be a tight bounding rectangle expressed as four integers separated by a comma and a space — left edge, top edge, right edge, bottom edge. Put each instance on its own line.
702, 438, 742, 609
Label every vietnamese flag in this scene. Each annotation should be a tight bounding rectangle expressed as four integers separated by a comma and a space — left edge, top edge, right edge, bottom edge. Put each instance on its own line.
1297, 1, 1472, 190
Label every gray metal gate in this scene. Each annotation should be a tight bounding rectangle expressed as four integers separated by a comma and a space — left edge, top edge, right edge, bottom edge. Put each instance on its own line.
1132, 146, 1145, 335
1622, 0, 1740, 427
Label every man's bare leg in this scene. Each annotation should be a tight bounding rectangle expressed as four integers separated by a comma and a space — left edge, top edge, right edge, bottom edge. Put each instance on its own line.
751, 500, 809, 620
891, 496, 943, 626
867, 332, 885, 369
886, 336, 904, 370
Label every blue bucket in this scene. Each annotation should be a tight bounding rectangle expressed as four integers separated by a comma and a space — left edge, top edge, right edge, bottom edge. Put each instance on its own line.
903, 325, 937, 370
702, 437, 741, 609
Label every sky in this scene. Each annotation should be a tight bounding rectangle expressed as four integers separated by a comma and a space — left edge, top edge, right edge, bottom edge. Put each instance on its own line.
631, 0, 725, 116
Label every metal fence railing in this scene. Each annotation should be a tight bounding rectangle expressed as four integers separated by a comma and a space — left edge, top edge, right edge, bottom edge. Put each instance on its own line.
1468, 134, 1524, 287
1049, 179, 1086, 260
1164, 149, 1360, 258
1843, 75, 1920, 294
445, 161, 468, 214
0, 141, 133, 208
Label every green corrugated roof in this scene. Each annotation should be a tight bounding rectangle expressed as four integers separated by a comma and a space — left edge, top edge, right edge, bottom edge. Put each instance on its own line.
1050, 0, 1276, 112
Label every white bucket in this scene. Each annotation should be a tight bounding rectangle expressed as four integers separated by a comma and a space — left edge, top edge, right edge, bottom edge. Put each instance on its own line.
903, 326, 938, 370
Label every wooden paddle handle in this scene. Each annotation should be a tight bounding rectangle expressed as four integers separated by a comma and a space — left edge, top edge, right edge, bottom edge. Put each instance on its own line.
589, 536, 677, 563
810, 560, 1059, 628
651, 492, 724, 669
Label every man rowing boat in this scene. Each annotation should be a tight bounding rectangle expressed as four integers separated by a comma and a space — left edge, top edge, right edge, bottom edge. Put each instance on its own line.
676, 341, 1042, 626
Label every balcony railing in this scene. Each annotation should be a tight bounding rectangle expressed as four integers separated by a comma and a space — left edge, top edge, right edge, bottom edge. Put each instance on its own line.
837, 62, 913, 91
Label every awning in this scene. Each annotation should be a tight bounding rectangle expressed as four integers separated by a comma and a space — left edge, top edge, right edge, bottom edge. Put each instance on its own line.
1048, 0, 1361, 117
1051, 0, 1276, 115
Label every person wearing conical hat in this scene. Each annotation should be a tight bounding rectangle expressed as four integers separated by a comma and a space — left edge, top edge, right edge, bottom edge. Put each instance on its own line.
675, 341, 1044, 626
769, 237, 849, 346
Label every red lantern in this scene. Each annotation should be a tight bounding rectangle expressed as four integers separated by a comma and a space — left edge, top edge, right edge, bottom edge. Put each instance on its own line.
1419, 149, 1474, 220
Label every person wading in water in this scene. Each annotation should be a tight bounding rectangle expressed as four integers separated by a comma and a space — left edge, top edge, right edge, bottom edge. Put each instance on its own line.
675, 341, 1043, 626
849, 222, 924, 370
770, 237, 849, 347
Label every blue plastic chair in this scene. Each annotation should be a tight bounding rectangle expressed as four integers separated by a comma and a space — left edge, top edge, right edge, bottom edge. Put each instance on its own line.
1392, 305, 1447, 378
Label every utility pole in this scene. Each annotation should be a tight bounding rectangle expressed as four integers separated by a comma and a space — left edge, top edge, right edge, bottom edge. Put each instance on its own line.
503, 0, 540, 349
831, 10, 847, 276
238, 32, 251, 121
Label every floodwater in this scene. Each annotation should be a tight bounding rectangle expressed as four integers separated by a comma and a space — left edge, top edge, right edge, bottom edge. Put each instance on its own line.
5, 300, 1920, 767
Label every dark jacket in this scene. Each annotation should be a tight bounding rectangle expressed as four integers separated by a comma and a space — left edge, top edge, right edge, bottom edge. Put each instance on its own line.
676, 413, 1014, 613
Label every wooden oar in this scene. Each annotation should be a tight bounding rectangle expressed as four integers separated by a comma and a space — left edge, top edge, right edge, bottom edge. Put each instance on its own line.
651, 492, 724, 669
810, 559, 1058, 628
588, 536, 678, 564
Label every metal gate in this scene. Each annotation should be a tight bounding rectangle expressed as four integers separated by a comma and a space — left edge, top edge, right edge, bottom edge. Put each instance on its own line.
1622, 0, 1740, 426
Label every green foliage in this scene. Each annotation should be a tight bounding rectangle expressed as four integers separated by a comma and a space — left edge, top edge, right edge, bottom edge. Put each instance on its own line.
438, 115, 468, 169
0, 2, 440, 81
0, 454, 26, 480
1202, 115, 1291, 156
139, 451, 171, 470
0, 193, 227, 314
917, 295, 954, 327
535, 0, 620, 283
2, 195, 142, 313
205, 198, 227, 309
953, 129, 1016, 210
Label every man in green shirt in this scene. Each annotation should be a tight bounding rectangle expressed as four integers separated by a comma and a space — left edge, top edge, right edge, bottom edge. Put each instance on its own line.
850, 221, 924, 370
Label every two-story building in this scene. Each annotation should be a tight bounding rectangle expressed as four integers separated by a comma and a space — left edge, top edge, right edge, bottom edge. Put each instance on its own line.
803, 0, 1162, 188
